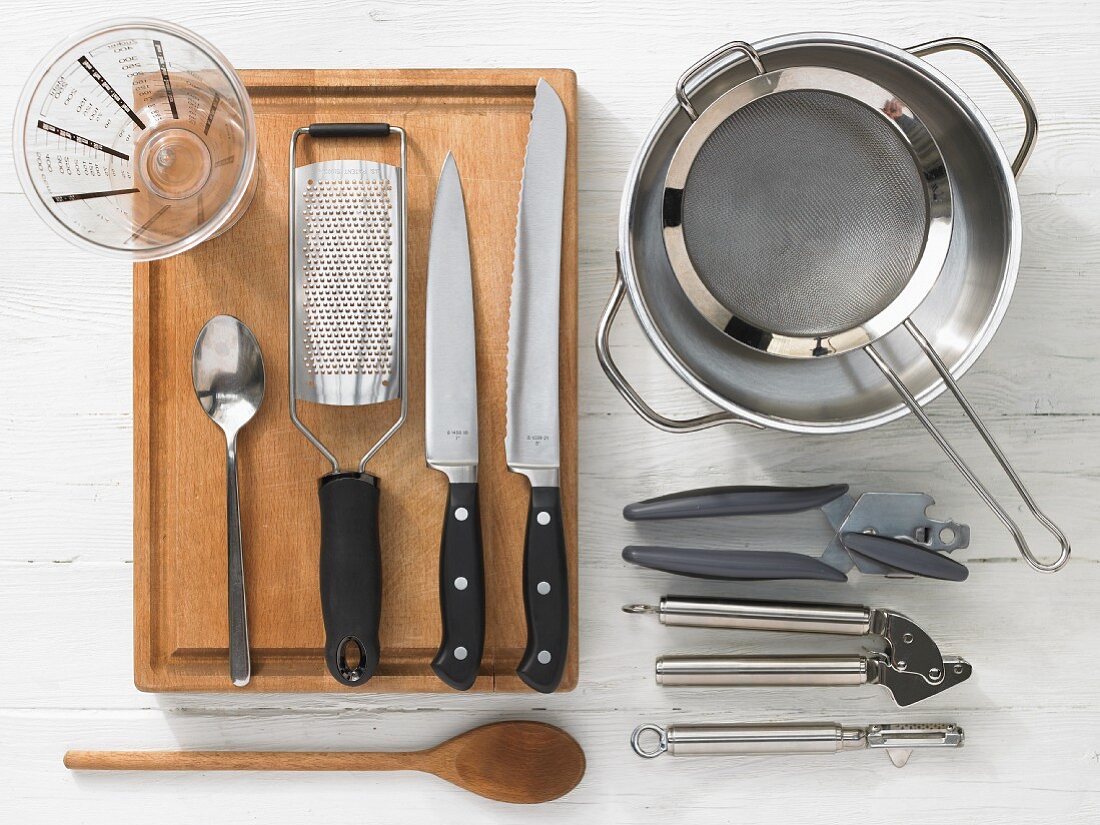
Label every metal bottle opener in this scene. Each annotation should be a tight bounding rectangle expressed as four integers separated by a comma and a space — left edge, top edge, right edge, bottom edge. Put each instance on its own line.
626, 596, 972, 706
631, 721, 964, 767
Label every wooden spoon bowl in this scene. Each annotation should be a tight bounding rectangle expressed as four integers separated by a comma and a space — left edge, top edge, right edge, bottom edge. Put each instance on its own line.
432, 721, 586, 803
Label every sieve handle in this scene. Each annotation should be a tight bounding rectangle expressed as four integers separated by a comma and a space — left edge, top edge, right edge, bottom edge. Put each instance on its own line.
908, 38, 1037, 176
867, 321, 1070, 573
318, 472, 383, 686
596, 259, 763, 433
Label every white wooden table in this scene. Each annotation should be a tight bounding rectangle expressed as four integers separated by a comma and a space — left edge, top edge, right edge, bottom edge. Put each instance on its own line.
3, 1, 1098, 822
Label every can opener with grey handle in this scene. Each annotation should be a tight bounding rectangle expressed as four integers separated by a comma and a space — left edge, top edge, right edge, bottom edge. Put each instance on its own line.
626, 596, 972, 706
631, 721, 963, 767
623, 484, 969, 581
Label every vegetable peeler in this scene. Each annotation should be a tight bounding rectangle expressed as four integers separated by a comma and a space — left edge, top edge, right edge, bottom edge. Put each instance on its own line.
622, 484, 970, 581
631, 721, 964, 767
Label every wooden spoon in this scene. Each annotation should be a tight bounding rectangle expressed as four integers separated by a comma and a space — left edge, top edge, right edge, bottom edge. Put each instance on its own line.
64, 721, 585, 804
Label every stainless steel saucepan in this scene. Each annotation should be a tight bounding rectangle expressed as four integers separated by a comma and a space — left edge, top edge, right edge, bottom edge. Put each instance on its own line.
597, 33, 1069, 572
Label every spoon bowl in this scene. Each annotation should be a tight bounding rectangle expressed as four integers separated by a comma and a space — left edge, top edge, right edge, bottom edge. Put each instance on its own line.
428, 721, 585, 803
192, 315, 265, 437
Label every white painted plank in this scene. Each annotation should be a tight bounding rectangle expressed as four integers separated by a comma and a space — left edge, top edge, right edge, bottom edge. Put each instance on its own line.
2, 705, 1098, 825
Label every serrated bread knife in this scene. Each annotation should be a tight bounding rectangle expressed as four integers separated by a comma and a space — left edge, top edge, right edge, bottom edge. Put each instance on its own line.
506, 79, 568, 693
426, 153, 484, 690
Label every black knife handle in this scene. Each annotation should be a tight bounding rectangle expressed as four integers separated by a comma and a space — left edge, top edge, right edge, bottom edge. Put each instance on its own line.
431, 482, 485, 690
517, 486, 569, 693
318, 472, 382, 686
623, 484, 850, 521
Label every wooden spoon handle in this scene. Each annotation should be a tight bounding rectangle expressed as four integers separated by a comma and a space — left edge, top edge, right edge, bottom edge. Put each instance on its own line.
64, 750, 424, 772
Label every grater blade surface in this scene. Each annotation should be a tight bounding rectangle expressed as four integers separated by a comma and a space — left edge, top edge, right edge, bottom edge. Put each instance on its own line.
292, 160, 403, 406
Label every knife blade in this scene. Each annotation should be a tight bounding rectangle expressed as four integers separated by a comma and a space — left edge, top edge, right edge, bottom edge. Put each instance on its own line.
506, 79, 568, 693
426, 152, 484, 691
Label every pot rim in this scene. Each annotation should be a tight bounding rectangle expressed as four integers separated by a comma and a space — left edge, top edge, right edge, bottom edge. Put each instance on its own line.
617, 31, 1022, 434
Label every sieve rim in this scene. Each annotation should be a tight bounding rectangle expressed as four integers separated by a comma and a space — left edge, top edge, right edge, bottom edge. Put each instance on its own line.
662, 65, 952, 358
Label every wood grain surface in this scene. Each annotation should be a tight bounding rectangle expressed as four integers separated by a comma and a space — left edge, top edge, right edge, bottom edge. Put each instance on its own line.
3, 0, 1100, 823
133, 69, 578, 692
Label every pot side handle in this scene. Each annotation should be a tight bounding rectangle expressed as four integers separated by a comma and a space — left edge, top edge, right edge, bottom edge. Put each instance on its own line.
908, 37, 1038, 177
595, 253, 763, 434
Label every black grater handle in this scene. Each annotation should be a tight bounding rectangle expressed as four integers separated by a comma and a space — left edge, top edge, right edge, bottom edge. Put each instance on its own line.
307, 123, 392, 139
318, 471, 382, 686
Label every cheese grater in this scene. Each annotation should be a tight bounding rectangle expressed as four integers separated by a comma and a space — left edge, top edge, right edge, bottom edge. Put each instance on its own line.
288, 123, 407, 686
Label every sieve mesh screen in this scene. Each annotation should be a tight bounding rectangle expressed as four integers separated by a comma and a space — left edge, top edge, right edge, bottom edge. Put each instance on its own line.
679, 89, 929, 338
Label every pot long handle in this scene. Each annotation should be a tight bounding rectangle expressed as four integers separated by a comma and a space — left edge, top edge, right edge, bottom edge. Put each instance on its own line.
596, 255, 762, 434
908, 37, 1038, 176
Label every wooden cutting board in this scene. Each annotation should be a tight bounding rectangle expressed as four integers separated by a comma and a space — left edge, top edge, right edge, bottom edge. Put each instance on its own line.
133, 69, 577, 692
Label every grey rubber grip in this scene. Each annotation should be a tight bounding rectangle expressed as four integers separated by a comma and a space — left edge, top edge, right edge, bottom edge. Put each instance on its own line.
622, 545, 848, 582
623, 484, 849, 521
841, 533, 969, 581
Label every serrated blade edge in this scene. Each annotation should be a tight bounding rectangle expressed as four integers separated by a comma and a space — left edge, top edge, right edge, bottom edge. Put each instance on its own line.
505, 79, 567, 483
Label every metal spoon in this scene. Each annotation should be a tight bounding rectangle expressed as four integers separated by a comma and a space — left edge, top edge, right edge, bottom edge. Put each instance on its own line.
192, 315, 265, 687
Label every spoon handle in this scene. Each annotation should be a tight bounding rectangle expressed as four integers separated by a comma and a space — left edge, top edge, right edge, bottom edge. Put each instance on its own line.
64, 750, 423, 772
226, 436, 251, 687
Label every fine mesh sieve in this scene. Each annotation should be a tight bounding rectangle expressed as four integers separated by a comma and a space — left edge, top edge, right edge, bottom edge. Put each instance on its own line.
615, 42, 1068, 573
663, 65, 952, 358
679, 89, 928, 339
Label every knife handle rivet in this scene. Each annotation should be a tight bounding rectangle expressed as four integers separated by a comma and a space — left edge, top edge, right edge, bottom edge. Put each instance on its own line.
537, 581, 551, 595
454, 507, 469, 522
536, 511, 551, 526
537, 650, 552, 665
454, 576, 468, 591
453, 646, 468, 661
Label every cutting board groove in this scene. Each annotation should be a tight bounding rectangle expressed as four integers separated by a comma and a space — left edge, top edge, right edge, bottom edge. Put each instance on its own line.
133, 69, 577, 692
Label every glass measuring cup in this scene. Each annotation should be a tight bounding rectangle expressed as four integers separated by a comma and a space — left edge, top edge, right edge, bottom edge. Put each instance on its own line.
13, 19, 257, 261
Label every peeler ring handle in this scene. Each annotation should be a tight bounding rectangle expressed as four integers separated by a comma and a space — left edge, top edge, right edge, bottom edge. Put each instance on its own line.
631, 724, 669, 758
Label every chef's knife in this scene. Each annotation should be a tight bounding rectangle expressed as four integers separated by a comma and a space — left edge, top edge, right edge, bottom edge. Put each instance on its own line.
506, 79, 568, 693
426, 153, 484, 691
